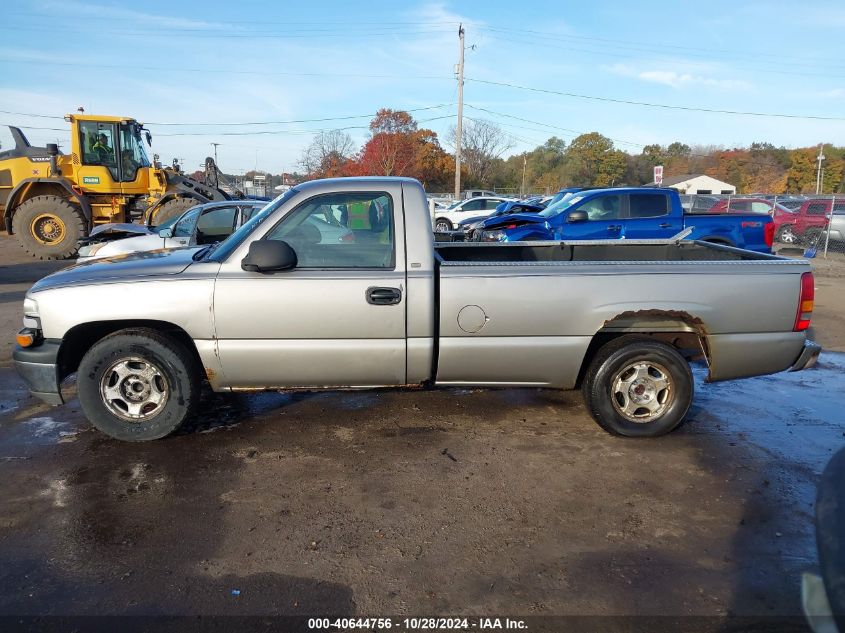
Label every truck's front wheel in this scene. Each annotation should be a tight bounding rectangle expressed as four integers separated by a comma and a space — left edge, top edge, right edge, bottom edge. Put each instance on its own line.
581, 336, 693, 438
77, 329, 200, 441
12, 195, 86, 260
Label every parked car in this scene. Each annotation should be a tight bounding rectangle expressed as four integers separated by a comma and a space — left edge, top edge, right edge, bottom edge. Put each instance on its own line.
15, 177, 818, 443
434, 196, 508, 231
77, 200, 269, 260
827, 203, 845, 243
771, 198, 837, 245
476, 188, 775, 253
462, 189, 499, 199
457, 201, 545, 239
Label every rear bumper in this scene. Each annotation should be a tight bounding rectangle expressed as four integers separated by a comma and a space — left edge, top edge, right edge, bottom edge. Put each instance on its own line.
12, 339, 63, 405
789, 340, 822, 372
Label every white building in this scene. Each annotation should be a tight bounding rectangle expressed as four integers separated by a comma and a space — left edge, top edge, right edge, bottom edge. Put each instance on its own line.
657, 174, 736, 194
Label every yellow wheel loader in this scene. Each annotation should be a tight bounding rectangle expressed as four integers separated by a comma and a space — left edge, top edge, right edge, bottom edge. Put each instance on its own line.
0, 114, 239, 259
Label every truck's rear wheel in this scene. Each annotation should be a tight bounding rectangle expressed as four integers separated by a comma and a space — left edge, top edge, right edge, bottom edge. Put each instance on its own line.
581, 336, 693, 438
152, 198, 199, 226
12, 196, 86, 260
77, 328, 200, 441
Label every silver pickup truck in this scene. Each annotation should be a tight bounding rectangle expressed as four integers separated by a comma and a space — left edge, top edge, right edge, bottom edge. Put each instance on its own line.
14, 177, 820, 442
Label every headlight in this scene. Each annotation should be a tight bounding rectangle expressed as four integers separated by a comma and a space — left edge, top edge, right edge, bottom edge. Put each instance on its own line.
480, 230, 508, 242
23, 297, 40, 330
77, 242, 107, 258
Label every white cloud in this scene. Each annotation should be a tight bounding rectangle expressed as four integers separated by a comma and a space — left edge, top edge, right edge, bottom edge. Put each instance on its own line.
605, 63, 751, 90
35, 0, 226, 30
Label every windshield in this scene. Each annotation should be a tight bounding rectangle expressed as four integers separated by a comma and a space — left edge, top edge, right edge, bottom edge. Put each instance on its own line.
119, 123, 151, 170
539, 194, 584, 218
207, 189, 298, 261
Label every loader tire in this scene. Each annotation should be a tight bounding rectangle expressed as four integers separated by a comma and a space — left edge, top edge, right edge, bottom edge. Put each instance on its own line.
12, 195, 86, 260
152, 198, 199, 226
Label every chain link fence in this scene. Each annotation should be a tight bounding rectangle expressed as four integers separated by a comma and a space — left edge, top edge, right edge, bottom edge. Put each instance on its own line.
681, 193, 844, 256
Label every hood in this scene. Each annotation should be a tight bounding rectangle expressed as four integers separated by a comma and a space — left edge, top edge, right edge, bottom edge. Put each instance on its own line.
88, 223, 155, 239
479, 211, 546, 230
30, 247, 201, 293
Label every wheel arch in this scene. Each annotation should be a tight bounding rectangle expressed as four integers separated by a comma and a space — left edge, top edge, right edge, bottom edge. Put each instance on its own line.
575, 310, 710, 388
4, 178, 92, 234
58, 320, 203, 382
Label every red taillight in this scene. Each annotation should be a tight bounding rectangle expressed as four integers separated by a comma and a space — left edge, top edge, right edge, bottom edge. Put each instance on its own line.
339, 232, 355, 242
764, 222, 775, 248
794, 272, 814, 331
505, 224, 517, 229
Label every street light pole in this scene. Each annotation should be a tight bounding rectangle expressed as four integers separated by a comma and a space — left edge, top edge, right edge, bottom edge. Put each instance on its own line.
816, 143, 826, 195
211, 142, 221, 166
454, 24, 465, 200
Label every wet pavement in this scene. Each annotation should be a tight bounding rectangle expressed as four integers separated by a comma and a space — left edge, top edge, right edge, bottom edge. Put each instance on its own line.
0, 355, 843, 621
1, 235, 844, 625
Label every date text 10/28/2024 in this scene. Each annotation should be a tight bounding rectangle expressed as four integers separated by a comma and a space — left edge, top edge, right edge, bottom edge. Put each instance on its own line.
308, 618, 528, 630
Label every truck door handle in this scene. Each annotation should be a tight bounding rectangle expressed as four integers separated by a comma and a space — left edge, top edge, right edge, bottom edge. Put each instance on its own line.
366, 287, 402, 305
658, 223, 672, 228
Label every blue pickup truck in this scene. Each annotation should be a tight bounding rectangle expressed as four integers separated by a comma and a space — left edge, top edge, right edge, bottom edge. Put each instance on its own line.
475, 187, 775, 253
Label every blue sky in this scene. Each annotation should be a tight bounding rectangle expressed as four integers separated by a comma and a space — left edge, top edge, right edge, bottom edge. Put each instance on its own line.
1, 0, 844, 175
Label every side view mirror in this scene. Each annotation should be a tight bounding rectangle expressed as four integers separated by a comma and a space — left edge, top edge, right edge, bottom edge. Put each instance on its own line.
567, 210, 588, 223
158, 228, 173, 238
241, 240, 297, 273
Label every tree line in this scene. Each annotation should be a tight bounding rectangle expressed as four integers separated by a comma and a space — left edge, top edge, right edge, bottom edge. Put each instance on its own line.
297, 108, 845, 195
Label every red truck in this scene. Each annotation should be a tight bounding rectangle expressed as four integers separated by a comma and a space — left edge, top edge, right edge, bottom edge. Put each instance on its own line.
709, 197, 830, 244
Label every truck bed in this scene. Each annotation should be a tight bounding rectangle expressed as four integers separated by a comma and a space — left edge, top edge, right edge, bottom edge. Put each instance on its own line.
435, 239, 777, 263
432, 239, 809, 388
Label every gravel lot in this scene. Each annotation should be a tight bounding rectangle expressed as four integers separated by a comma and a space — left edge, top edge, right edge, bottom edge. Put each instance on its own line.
1, 234, 844, 630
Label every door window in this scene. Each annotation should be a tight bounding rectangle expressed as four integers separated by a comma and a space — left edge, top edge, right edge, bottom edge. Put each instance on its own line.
172, 207, 202, 238
79, 121, 118, 180
750, 201, 773, 214
807, 202, 828, 216
628, 193, 669, 218
461, 199, 484, 212
196, 206, 238, 244
484, 199, 502, 210
265, 192, 394, 268
579, 195, 621, 220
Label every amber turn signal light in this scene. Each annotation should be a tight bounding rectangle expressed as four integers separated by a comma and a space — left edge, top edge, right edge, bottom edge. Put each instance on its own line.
16, 330, 35, 348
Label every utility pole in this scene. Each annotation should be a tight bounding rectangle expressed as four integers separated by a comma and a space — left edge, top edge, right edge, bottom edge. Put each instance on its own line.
454, 24, 465, 199
815, 143, 826, 195
521, 155, 527, 197
211, 142, 221, 166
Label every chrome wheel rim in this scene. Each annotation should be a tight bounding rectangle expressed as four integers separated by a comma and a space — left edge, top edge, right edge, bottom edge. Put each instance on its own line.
435, 221, 450, 231
780, 227, 796, 243
100, 356, 169, 421
611, 361, 674, 423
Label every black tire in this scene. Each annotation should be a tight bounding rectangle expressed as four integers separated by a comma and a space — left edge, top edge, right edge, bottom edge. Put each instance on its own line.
77, 328, 201, 441
435, 218, 453, 231
802, 228, 823, 247
152, 197, 199, 226
11, 195, 86, 260
581, 336, 693, 438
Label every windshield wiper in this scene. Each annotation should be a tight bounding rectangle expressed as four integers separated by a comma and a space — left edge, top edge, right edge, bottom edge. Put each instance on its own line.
192, 245, 214, 261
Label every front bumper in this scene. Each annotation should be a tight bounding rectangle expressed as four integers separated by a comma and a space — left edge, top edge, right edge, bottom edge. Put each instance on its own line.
12, 339, 63, 405
789, 340, 822, 372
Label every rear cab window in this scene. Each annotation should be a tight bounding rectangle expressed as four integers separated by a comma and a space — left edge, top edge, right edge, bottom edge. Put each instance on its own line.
627, 193, 669, 218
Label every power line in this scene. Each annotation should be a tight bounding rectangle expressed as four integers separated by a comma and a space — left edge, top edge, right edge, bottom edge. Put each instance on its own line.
465, 77, 845, 121
477, 25, 843, 69
0, 57, 452, 82
0, 104, 455, 128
